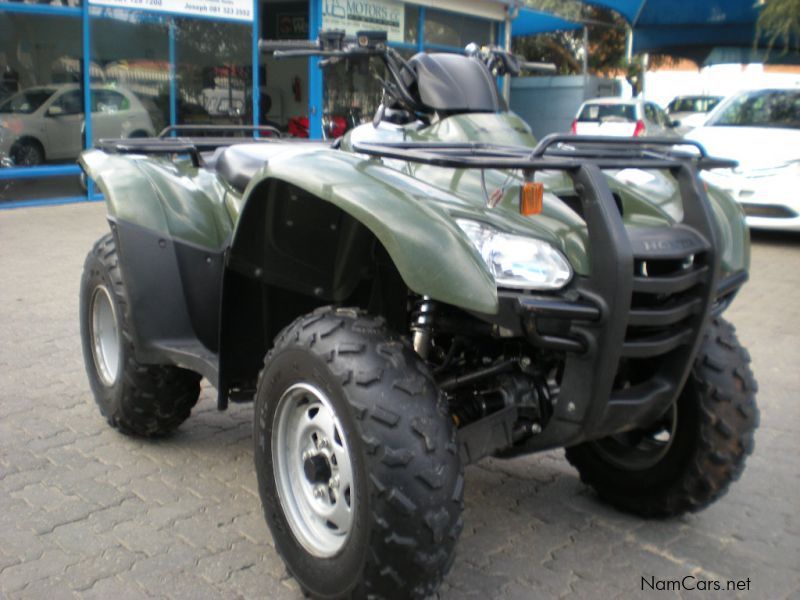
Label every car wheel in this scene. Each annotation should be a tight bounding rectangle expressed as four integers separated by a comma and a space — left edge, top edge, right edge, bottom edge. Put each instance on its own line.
566, 317, 758, 517
80, 233, 202, 436
255, 307, 463, 599
10, 139, 44, 166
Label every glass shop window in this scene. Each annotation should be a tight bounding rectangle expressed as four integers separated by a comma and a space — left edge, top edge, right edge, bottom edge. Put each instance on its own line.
322, 56, 385, 139
424, 9, 493, 49
404, 5, 419, 45
89, 9, 168, 136
261, 2, 311, 135
0, 12, 84, 204
0, 13, 84, 168
175, 19, 252, 128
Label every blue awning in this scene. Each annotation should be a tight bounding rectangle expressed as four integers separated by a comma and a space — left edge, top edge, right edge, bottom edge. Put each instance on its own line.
512, 8, 583, 37
583, 0, 798, 63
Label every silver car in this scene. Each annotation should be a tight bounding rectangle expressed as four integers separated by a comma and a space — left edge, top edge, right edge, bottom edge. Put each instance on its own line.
0, 84, 155, 166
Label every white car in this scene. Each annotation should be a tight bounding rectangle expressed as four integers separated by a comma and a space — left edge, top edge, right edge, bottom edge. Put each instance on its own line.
571, 97, 678, 138
666, 95, 722, 131
687, 88, 800, 231
0, 84, 155, 166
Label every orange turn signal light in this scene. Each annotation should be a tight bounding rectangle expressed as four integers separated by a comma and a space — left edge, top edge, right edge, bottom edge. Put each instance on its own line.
520, 182, 544, 216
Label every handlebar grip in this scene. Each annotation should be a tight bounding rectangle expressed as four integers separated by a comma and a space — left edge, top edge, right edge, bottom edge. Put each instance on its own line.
259, 39, 319, 52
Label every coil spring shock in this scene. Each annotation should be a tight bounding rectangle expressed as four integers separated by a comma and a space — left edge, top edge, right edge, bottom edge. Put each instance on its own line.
411, 295, 436, 359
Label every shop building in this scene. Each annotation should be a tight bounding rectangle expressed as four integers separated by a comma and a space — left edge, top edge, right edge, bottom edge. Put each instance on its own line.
0, 0, 512, 206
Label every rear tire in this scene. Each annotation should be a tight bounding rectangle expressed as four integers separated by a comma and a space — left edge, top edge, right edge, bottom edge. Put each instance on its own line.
255, 307, 463, 599
80, 233, 201, 436
566, 317, 758, 517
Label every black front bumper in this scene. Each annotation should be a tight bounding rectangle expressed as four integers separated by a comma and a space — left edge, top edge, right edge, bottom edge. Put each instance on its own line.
494, 163, 747, 452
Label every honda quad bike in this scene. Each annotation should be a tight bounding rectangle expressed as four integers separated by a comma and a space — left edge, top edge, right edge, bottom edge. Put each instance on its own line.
79, 31, 758, 599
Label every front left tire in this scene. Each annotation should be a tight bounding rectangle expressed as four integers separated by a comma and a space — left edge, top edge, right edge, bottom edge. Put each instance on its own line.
255, 307, 464, 599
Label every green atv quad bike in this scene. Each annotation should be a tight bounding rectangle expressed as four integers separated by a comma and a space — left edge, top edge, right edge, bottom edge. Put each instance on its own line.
79, 31, 758, 599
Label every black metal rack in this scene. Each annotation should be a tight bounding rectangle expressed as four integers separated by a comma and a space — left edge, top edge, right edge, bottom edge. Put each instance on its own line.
97, 124, 284, 168
352, 134, 736, 172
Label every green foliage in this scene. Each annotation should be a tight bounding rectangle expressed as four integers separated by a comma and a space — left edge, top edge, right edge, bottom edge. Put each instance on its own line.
756, 0, 800, 54
513, 4, 628, 76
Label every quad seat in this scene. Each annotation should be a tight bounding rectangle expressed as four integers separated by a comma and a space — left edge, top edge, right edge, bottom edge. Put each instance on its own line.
213, 141, 330, 192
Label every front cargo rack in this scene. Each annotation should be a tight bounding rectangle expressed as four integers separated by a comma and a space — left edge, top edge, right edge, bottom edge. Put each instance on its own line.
352, 134, 736, 171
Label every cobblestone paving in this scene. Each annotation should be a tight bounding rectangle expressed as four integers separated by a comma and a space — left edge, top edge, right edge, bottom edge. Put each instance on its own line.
1, 203, 798, 599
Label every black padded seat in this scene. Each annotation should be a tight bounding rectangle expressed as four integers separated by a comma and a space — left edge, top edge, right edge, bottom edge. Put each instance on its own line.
215, 141, 330, 192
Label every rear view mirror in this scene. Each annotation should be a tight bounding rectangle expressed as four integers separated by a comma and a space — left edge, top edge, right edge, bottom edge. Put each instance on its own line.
47, 105, 64, 117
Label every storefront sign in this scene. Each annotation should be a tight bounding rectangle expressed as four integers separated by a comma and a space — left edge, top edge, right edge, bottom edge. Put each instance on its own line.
322, 0, 404, 43
88, 0, 253, 23
277, 12, 309, 39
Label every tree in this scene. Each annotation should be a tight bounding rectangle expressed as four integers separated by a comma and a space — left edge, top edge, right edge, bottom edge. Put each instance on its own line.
756, 0, 800, 55
512, 3, 628, 76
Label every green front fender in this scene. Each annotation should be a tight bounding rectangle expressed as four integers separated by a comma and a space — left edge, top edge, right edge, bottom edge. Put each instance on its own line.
237, 149, 500, 314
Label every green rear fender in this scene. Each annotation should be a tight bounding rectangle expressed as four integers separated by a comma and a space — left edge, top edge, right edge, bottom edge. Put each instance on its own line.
79, 149, 232, 248
237, 149, 499, 314
80, 149, 170, 232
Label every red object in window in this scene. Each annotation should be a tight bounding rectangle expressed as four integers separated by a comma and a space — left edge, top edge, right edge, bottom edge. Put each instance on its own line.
329, 116, 347, 138
633, 119, 646, 137
570, 119, 578, 134
288, 116, 309, 138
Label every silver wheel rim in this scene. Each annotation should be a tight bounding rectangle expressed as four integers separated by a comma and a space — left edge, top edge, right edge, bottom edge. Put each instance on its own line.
273, 383, 355, 558
90, 285, 121, 386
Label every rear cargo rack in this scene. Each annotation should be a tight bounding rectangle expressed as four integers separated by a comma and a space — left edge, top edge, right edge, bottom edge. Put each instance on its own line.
158, 124, 282, 138
98, 125, 283, 168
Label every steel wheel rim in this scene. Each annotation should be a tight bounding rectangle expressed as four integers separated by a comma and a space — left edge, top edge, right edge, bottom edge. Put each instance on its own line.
273, 382, 355, 558
590, 402, 678, 471
90, 285, 121, 386
14, 144, 39, 166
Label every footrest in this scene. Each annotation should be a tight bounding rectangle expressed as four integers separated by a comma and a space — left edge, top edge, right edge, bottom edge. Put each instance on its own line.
457, 405, 517, 465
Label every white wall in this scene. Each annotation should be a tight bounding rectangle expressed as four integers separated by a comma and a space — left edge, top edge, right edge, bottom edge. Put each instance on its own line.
641, 64, 800, 108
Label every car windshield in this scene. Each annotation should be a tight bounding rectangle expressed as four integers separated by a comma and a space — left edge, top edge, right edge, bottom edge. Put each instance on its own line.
578, 103, 635, 122
707, 89, 800, 129
0, 89, 56, 114
668, 96, 721, 113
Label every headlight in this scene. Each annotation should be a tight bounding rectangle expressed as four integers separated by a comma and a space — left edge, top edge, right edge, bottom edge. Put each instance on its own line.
456, 219, 572, 290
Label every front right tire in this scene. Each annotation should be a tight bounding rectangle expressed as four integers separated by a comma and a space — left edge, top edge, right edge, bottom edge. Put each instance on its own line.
566, 317, 758, 517
255, 307, 463, 599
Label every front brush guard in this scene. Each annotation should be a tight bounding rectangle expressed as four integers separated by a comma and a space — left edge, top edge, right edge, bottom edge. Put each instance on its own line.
353, 135, 734, 454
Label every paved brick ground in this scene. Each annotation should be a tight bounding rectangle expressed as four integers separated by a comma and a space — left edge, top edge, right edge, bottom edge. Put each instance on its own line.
1, 202, 798, 599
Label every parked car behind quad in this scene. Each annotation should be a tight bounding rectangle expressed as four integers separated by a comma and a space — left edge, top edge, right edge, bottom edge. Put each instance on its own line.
687, 88, 800, 231
0, 84, 155, 166
667, 94, 722, 131
572, 97, 678, 138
